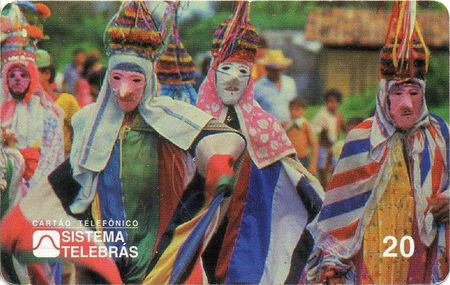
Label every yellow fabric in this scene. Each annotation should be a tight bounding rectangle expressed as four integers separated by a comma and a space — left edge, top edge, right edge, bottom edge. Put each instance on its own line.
91, 193, 103, 232
363, 138, 414, 284
143, 207, 207, 284
332, 139, 345, 160
55, 93, 80, 156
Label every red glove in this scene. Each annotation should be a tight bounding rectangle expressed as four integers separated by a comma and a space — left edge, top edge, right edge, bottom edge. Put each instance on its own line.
204, 154, 235, 200
20, 147, 41, 181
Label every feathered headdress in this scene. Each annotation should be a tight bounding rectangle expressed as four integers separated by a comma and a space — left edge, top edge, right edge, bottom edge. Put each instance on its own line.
105, 1, 163, 60
16, 2, 51, 39
211, 1, 261, 67
379, 1, 430, 80
1, 2, 50, 64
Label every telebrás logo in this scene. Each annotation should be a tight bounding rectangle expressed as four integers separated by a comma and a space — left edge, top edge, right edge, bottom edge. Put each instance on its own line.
32, 230, 60, 258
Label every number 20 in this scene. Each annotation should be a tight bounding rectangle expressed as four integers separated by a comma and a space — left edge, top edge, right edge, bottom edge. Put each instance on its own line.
382, 236, 414, 258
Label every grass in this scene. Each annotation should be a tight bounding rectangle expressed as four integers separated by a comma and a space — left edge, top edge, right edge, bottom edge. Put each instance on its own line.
429, 104, 449, 122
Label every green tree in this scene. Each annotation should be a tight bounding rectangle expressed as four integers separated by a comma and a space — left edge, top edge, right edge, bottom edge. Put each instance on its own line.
40, 1, 119, 71
426, 54, 449, 107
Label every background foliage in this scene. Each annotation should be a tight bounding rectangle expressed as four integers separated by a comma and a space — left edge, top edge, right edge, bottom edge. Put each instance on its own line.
30, 1, 448, 121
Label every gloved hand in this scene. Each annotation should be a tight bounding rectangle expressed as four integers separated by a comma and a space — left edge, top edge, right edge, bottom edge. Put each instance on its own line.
19, 147, 40, 181
204, 154, 235, 201
319, 264, 346, 285
426, 192, 450, 224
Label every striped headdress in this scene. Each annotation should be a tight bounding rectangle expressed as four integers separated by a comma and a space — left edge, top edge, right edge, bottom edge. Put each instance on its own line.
211, 1, 261, 67
155, 1, 197, 104
156, 42, 195, 85
156, 2, 195, 86
106, 1, 162, 60
379, 1, 430, 80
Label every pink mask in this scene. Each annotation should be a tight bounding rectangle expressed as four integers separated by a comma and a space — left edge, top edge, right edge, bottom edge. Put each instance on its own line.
388, 84, 424, 130
109, 69, 146, 113
7, 66, 31, 98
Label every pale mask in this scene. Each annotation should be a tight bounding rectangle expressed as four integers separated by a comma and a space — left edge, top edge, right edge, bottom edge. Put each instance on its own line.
216, 62, 250, 105
110, 69, 146, 113
388, 84, 424, 130
7, 66, 31, 101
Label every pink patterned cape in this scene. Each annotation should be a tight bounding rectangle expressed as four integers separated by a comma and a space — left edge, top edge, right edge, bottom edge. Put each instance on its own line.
197, 69, 295, 169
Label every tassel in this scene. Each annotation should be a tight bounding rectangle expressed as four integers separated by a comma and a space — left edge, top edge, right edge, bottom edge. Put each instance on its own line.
212, 1, 251, 68
383, 0, 429, 79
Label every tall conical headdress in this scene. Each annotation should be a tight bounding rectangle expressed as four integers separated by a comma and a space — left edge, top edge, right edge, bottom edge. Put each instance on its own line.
379, 1, 430, 80
156, 1, 196, 85
106, 1, 162, 60
155, 1, 197, 104
211, 1, 261, 67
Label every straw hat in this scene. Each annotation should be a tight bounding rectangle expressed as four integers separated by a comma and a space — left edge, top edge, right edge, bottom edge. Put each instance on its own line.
256, 49, 292, 70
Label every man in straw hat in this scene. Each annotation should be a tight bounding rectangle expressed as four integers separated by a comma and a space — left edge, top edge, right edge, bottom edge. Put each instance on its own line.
254, 49, 297, 122
306, 1, 449, 284
0, 2, 245, 284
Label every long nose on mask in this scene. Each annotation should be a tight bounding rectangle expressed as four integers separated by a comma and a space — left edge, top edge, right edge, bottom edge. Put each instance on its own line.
224, 70, 241, 86
118, 82, 132, 98
398, 95, 413, 113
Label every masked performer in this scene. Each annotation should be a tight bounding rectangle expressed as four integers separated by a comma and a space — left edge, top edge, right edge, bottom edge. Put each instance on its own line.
197, 2, 324, 284
306, 2, 449, 284
0, 2, 245, 284
0, 3, 65, 283
1, 2, 64, 189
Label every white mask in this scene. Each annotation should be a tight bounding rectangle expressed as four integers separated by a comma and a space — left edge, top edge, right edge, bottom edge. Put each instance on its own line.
216, 62, 250, 105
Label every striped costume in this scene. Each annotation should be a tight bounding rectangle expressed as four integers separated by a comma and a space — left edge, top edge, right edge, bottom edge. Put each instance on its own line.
0, 2, 246, 284
197, 2, 324, 283
307, 79, 449, 284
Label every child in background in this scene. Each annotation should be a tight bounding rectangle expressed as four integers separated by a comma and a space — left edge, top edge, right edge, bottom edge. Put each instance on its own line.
311, 89, 344, 186
285, 98, 319, 175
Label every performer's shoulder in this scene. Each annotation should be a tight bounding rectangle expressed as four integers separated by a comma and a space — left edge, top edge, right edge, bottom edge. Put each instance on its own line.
75, 103, 96, 116
429, 113, 449, 135
71, 104, 95, 129
345, 117, 373, 141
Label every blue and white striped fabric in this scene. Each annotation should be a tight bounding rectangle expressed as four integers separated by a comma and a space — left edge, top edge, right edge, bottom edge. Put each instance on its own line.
223, 158, 323, 284
307, 79, 449, 282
